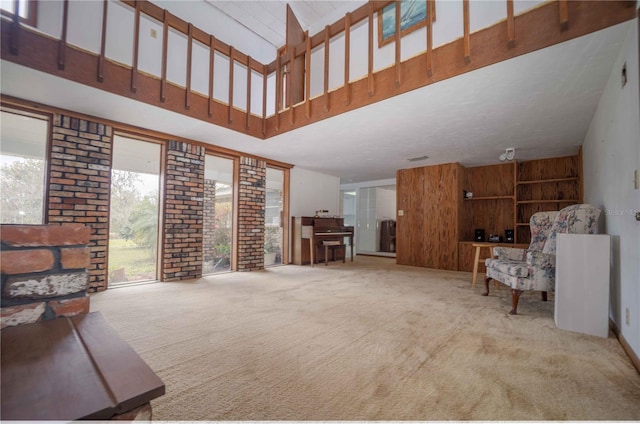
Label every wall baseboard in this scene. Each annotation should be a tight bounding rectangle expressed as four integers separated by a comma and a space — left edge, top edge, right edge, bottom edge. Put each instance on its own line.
610, 319, 640, 374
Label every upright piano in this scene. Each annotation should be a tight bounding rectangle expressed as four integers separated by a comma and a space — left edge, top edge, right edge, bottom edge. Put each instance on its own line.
291, 216, 354, 265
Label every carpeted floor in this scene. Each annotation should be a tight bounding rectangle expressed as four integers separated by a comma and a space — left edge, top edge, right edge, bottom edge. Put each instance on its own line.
90, 256, 640, 420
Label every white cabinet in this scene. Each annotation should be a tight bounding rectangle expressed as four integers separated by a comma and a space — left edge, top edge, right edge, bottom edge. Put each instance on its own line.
555, 234, 611, 337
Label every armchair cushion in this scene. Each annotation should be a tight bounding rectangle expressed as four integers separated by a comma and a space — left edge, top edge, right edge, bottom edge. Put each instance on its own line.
488, 258, 529, 278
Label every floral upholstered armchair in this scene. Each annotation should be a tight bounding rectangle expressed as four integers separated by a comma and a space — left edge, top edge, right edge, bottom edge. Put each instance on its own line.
484, 204, 601, 315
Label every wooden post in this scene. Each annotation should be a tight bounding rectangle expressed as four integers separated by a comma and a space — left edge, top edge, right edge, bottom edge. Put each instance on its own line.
208, 35, 215, 117
323, 25, 330, 112
98, 0, 108, 82
367, 2, 374, 95
262, 64, 267, 136
507, 0, 515, 48
463, 0, 470, 63
394, 0, 401, 87
287, 54, 294, 125
559, 0, 569, 31
185, 23, 192, 110
426, 0, 433, 77
228, 46, 234, 124
131, 0, 140, 92
275, 54, 281, 130
58, 0, 69, 70
344, 12, 351, 105
305, 31, 311, 118
9, 0, 19, 55
161, 10, 168, 102
246, 55, 251, 130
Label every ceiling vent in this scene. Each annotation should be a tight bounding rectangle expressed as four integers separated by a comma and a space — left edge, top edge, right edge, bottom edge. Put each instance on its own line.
408, 155, 429, 162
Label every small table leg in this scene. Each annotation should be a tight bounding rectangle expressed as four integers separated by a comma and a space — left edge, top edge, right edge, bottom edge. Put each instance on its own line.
472, 245, 482, 287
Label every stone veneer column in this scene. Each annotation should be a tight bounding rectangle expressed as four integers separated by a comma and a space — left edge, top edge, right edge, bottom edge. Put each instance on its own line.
162, 141, 205, 281
237, 157, 266, 271
48, 115, 112, 292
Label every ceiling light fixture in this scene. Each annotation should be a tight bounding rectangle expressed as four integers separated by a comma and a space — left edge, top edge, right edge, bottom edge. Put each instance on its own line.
499, 148, 515, 162
408, 155, 429, 162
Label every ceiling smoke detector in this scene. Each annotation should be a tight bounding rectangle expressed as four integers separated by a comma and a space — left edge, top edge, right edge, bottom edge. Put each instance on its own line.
499, 148, 515, 162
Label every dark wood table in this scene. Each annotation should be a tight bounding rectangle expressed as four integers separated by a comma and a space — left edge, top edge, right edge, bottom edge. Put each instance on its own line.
1, 312, 165, 420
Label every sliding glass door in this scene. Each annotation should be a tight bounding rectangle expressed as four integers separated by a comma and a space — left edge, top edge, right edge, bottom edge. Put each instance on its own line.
108, 135, 161, 284
202, 155, 234, 274
264, 167, 283, 266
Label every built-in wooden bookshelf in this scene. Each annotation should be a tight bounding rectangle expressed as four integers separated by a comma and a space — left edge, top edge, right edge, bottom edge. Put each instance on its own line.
396, 152, 582, 272
515, 153, 582, 244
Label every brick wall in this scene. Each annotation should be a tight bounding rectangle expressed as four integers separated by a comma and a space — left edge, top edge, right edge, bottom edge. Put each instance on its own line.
237, 157, 266, 271
162, 141, 205, 281
0, 224, 91, 329
48, 115, 112, 292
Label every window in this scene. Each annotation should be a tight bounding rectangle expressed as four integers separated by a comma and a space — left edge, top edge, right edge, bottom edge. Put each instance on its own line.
0, 0, 38, 27
108, 135, 161, 285
0, 108, 48, 224
202, 155, 234, 274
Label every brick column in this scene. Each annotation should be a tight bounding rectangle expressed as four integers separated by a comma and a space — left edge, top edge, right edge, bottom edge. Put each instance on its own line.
162, 141, 204, 281
237, 157, 266, 271
48, 115, 112, 292
0, 224, 91, 329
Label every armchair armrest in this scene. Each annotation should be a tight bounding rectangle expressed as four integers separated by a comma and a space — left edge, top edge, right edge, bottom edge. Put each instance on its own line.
492, 246, 527, 261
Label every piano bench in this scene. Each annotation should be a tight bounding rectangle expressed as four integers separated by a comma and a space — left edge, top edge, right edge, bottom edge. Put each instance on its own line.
322, 240, 345, 266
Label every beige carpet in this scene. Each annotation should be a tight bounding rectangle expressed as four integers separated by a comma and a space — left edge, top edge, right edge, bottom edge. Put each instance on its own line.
90, 256, 640, 420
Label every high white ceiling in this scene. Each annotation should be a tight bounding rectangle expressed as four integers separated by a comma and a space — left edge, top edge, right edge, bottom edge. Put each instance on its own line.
204, 1, 364, 48
0, 3, 631, 184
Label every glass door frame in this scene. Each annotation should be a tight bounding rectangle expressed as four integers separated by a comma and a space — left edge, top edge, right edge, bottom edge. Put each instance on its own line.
109, 131, 165, 284
265, 164, 290, 265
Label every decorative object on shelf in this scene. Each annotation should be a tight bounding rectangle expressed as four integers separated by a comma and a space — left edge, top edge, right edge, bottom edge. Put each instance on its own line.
475, 229, 485, 242
463, 190, 473, 199
498, 147, 515, 162
488, 234, 502, 243
505, 229, 514, 243
314, 209, 330, 218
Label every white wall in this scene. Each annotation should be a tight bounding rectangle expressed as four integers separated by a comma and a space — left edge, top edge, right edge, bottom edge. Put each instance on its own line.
289, 167, 340, 218
582, 18, 640, 360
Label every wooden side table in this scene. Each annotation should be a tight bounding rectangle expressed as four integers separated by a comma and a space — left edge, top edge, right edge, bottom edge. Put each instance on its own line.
472, 243, 493, 287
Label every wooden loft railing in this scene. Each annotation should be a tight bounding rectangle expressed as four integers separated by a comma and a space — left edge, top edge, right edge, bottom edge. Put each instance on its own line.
0, 0, 636, 141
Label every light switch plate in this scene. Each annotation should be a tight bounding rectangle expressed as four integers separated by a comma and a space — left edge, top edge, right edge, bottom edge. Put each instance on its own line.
398, 210, 404, 216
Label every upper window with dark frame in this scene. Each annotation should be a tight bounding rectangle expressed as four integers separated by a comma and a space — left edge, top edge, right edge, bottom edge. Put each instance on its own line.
0, 0, 38, 27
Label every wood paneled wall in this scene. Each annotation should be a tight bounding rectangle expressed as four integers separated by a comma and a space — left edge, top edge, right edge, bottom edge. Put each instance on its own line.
396, 163, 463, 271
396, 154, 582, 272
